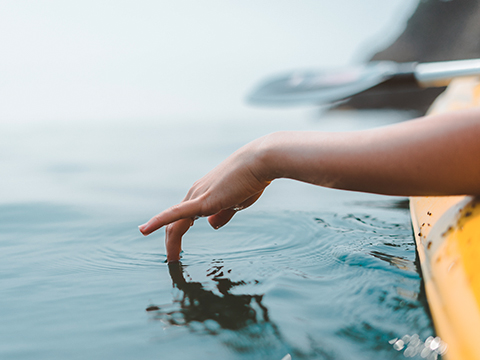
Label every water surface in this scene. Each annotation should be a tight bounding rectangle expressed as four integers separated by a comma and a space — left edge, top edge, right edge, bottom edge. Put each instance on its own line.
0, 2, 432, 358
1, 193, 433, 359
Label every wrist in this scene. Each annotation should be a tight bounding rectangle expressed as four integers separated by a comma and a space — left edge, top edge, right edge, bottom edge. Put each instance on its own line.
251, 132, 285, 182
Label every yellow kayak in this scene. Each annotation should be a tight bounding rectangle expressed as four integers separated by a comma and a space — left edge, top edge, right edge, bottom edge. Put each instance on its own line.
410, 77, 480, 360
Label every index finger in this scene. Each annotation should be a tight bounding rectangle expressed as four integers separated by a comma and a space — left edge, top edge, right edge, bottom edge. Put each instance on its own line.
138, 199, 202, 236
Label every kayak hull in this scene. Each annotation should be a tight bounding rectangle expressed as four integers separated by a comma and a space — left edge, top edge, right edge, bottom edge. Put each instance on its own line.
410, 77, 480, 360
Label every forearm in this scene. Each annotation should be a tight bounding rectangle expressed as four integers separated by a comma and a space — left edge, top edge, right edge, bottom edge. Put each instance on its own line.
258, 109, 480, 196
139, 108, 480, 245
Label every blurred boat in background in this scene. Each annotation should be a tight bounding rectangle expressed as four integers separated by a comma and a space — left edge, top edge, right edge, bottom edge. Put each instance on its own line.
341, 0, 480, 114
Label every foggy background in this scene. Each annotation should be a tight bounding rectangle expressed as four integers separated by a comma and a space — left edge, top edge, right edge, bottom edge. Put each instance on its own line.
0, 0, 418, 124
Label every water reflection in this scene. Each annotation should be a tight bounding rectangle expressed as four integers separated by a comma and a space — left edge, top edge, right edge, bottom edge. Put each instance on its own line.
149, 261, 269, 331
147, 261, 291, 357
352, 199, 410, 210
369, 250, 417, 272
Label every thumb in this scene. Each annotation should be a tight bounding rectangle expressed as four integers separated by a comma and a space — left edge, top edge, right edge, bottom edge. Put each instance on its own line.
207, 191, 264, 229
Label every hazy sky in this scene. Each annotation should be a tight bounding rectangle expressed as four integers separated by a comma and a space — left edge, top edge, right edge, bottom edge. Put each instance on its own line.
0, 0, 418, 123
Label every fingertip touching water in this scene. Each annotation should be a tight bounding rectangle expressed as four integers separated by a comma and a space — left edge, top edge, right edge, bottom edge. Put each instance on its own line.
139, 109, 480, 263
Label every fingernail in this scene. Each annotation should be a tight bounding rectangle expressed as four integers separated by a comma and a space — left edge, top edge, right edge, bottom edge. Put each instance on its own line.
138, 224, 148, 234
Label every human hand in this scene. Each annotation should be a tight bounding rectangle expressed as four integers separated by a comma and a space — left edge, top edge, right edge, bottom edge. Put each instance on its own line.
138, 137, 272, 262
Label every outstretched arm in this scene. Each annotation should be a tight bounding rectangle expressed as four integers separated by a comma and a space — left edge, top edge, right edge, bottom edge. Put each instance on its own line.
139, 108, 480, 262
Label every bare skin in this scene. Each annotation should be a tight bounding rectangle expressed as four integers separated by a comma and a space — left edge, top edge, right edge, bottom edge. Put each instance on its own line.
139, 108, 480, 262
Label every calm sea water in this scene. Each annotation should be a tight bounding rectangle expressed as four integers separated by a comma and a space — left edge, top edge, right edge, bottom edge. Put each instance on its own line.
1, 111, 435, 360
1, 2, 433, 358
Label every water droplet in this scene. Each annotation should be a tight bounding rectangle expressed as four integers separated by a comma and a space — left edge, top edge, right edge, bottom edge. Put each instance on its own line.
404, 346, 415, 357
393, 339, 405, 351
437, 341, 448, 355
402, 334, 411, 343
429, 337, 441, 350
421, 346, 431, 358
425, 336, 434, 347
389, 338, 398, 345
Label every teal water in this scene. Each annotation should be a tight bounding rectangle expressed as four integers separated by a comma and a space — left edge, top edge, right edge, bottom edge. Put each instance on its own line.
1, 111, 435, 359
0, 2, 431, 357
1, 172, 434, 359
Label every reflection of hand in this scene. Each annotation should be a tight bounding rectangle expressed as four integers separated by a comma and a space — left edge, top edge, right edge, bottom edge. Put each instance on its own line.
150, 261, 270, 332
138, 136, 272, 262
